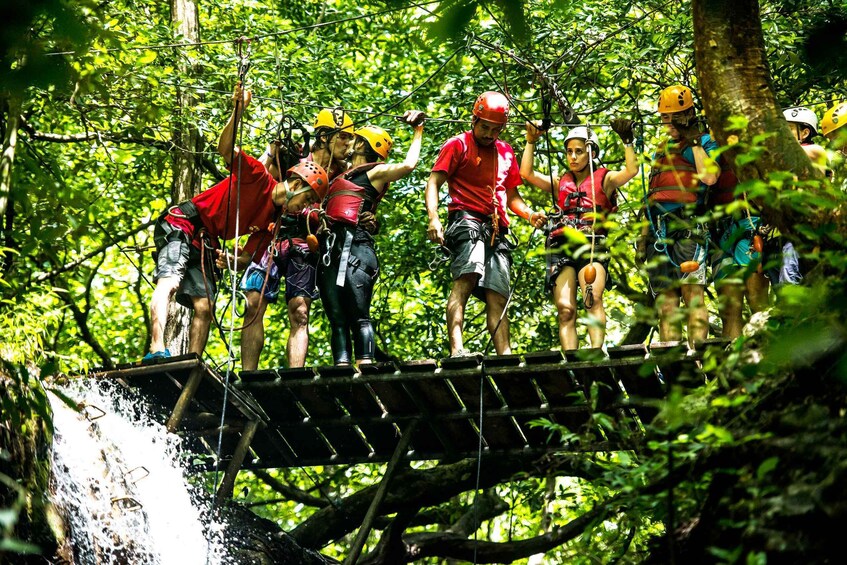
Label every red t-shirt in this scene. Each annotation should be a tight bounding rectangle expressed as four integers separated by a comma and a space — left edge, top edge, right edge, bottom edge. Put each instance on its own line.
432, 131, 522, 227
166, 152, 277, 256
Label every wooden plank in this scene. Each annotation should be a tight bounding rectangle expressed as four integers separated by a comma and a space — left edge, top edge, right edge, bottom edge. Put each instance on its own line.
447, 372, 525, 450
532, 363, 591, 435
487, 369, 549, 447
367, 377, 443, 458
215, 419, 261, 503
344, 422, 418, 565
289, 378, 372, 459
240, 375, 335, 462
402, 369, 480, 455
316, 366, 399, 457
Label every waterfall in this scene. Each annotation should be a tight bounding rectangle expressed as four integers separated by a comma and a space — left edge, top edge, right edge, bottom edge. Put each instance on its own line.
49, 380, 230, 564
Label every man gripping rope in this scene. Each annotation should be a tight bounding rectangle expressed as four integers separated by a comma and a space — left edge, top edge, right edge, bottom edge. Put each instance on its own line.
426, 91, 546, 357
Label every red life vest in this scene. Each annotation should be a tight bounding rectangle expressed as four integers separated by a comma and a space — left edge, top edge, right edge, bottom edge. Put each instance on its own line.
323, 163, 387, 226
648, 141, 700, 204
556, 167, 614, 227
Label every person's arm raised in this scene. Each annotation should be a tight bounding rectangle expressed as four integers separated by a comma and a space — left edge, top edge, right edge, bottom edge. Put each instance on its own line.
218, 82, 252, 165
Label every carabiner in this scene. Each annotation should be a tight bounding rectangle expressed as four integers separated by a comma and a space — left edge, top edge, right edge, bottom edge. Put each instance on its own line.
429, 245, 451, 270
322, 231, 336, 267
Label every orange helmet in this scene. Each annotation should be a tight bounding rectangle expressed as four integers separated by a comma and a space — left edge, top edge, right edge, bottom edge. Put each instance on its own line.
355, 125, 393, 159
820, 102, 847, 138
658, 85, 694, 114
472, 91, 509, 124
287, 161, 329, 199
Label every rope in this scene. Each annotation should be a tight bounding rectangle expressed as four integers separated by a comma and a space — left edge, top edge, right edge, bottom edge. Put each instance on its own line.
470, 224, 540, 564
211, 40, 250, 520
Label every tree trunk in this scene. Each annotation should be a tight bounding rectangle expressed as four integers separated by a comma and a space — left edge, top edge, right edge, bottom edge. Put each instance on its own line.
0, 96, 20, 274
691, 0, 825, 235
165, 0, 204, 354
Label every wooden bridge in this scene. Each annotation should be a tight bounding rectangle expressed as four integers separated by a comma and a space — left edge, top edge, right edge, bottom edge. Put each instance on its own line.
90, 341, 717, 502
89, 342, 718, 563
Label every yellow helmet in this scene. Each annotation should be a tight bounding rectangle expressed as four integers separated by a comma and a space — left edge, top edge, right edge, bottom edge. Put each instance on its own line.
658, 85, 694, 114
355, 125, 393, 159
820, 102, 847, 138
313, 108, 353, 133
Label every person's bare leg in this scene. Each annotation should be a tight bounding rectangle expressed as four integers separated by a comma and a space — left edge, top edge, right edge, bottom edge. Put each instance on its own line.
188, 296, 213, 356
579, 263, 607, 348
681, 284, 708, 347
746, 271, 770, 313
447, 274, 478, 355
240, 290, 268, 371
552, 267, 579, 350
149, 277, 180, 353
485, 289, 511, 355
287, 296, 312, 368
716, 281, 744, 339
657, 289, 682, 342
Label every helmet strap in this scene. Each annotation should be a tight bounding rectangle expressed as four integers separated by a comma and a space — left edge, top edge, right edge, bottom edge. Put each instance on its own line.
285, 179, 314, 202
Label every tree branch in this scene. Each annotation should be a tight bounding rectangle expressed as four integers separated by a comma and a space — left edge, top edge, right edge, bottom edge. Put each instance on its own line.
33, 219, 157, 283
290, 453, 603, 549
251, 469, 331, 509
396, 501, 612, 563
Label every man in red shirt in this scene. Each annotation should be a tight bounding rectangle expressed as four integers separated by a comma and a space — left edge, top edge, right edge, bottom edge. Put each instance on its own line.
426, 92, 546, 356
144, 84, 328, 361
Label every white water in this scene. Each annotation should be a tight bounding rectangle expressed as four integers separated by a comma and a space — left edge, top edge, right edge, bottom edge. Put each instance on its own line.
49, 380, 229, 564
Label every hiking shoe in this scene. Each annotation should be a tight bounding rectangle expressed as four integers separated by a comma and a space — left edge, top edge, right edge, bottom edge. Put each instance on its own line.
142, 349, 172, 362
451, 348, 481, 358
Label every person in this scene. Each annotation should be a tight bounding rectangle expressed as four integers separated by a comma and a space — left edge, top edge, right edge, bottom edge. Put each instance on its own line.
820, 101, 847, 159
145, 84, 327, 361
318, 111, 425, 365
425, 91, 546, 357
707, 131, 769, 338
642, 85, 718, 348
784, 106, 828, 170
520, 120, 637, 350
238, 108, 353, 370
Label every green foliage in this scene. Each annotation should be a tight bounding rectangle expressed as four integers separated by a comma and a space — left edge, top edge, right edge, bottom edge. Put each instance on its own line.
2, 0, 846, 562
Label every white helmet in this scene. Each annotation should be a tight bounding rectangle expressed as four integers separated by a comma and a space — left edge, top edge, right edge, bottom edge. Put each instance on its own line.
564, 126, 601, 156
783, 107, 818, 136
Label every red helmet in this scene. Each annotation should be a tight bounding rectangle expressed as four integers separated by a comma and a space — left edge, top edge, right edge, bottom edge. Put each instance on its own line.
473, 91, 509, 125
287, 161, 329, 199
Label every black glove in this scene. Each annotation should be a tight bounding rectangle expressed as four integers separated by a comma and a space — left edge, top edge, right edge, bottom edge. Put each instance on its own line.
609, 118, 635, 144
670, 113, 701, 143
401, 110, 426, 127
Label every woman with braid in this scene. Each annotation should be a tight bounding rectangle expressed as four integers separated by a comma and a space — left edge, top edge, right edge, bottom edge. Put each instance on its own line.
318, 111, 425, 365
521, 119, 637, 350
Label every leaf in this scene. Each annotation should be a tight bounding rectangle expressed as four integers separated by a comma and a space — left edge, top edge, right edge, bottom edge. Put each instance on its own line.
756, 456, 779, 480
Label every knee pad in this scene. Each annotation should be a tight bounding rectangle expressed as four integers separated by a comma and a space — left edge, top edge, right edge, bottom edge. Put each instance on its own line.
353, 319, 375, 360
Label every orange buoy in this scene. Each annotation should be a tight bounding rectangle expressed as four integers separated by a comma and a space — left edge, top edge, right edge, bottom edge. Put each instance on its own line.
752, 234, 764, 254
680, 260, 699, 273
306, 234, 319, 253
584, 264, 597, 284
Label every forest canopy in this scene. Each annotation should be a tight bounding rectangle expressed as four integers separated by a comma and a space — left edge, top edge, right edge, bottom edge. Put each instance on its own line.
2, 0, 846, 563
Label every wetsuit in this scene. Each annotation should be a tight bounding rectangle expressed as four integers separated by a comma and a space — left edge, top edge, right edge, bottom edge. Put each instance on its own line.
318, 166, 384, 364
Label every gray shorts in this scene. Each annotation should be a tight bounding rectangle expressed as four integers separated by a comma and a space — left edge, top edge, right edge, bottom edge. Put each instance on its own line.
152, 218, 216, 308
445, 218, 511, 299
644, 213, 708, 295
